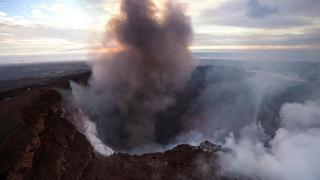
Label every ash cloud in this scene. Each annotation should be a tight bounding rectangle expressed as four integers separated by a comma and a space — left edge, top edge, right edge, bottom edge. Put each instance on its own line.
72, 0, 195, 151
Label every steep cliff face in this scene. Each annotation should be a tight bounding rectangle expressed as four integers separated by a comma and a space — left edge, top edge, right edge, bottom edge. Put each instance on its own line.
0, 90, 93, 180
0, 89, 231, 180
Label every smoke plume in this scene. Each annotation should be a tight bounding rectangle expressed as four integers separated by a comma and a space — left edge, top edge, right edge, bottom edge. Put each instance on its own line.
73, 0, 195, 151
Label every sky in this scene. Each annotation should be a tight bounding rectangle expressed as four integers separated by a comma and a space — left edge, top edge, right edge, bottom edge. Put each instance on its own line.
0, 0, 320, 63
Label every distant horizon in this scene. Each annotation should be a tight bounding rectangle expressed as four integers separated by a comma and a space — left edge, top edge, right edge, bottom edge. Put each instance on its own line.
1, 0, 319, 64
1, 50, 320, 65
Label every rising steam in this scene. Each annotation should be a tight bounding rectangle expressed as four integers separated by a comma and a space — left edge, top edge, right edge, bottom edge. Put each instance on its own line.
219, 99, 320, 180
73, 0, 195, 151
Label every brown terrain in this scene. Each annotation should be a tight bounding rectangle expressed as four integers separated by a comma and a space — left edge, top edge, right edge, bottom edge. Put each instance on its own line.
0, 74, 233, 180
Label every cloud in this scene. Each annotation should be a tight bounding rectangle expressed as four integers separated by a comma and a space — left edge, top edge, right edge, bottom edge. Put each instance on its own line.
197, 0, 317, 29
273, 0, 320, 17
0, 11, 6, 17
0, 0, 118, 57
189, 0, 320, 59
194, 28, 320, 48
0, 23, 91, 56
246, 0, 278, 19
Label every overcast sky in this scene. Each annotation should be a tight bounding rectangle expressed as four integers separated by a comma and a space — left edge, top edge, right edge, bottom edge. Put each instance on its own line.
0, 0, 320, 62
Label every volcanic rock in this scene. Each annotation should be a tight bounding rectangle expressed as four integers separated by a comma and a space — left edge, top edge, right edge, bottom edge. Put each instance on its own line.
0, 88, 233, 180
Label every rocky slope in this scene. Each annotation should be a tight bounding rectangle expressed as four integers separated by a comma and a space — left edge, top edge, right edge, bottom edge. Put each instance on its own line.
0, 89, 232, 180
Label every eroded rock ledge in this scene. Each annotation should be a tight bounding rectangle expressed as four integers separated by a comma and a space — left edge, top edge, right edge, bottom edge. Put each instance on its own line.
0, 90, 232, 180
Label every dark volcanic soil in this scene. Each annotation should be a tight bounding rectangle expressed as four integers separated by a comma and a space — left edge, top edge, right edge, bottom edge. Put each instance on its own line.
0, 76, 232, 180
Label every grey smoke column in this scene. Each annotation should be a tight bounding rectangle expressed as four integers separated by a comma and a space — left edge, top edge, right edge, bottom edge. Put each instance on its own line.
83, 0, 195, 150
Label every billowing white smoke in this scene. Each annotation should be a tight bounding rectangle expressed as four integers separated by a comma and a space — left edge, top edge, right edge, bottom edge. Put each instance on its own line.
71, 109, 114, 156
280, 101, 320, 130
219, 99, 320, 180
